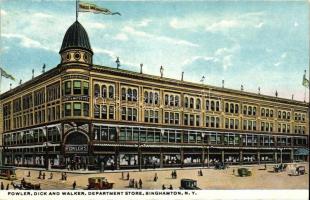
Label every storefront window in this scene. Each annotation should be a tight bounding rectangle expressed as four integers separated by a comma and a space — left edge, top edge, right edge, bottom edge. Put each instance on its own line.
73, 102, 81, 116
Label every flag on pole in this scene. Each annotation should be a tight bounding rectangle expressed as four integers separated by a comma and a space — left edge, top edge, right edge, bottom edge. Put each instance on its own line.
78, 2, 121, 15
0, 67, 15, 81
302, 70, 309, 88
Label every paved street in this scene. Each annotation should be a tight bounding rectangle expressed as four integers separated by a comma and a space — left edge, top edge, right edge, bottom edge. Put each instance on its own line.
0, 163, 308, 190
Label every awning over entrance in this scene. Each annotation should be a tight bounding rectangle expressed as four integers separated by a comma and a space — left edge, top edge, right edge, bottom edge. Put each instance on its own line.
294, 148, 309, 156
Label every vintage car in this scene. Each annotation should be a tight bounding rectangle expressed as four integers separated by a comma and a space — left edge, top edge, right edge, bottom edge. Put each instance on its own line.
0, 166, 17, 180
237, 168, 252, 177
296, 166, 306, 175
273, 164, 287, 173
20, 179, 41, 190
87, 177, 114, 190
179, 179, 200, 190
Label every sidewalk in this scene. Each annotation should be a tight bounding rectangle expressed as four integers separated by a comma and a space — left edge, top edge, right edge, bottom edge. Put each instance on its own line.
15, 162, 308, 174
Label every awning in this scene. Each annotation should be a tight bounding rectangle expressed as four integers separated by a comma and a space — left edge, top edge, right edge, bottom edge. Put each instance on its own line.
294, 148, 309, 156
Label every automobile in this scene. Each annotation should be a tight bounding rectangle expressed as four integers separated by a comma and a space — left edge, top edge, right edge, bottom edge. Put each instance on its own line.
214, 162, 227, 170
296, 166, 305, 175
273, 164, 287, 173
237, 168, 252, 177
0, 166, 17, 180
87, 177, 114, 190
179, 179, 200, 190
20, 179, 41, 190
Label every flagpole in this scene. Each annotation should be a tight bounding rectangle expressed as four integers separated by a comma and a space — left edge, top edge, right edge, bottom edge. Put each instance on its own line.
76, 0, 78, 21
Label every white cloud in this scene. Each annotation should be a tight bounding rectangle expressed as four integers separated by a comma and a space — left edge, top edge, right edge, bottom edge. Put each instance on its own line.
294, 22, 299, 27
281, 52, 287, 59
0, 9, 7, 16
86, 22, 106, 29
123, 26, 198, 47
113, 33, 128, 41
32, 12, 53, 18
136, 19, 152, 27
2, 33, 56, 52
182, 56, 215, 66
93, 47, 117, 59
170, 12, 265, 32
206, 20, 239, 32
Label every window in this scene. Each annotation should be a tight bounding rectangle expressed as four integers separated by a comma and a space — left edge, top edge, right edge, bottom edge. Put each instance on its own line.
128, 88, 132, 101
230, 103, 234, 113
216, 101, 220, 111
235, 119, 239, 129
144, 110, 149, 122
225, 118, 229, 129
196, 115, 200, 126
101, 105, 107, 119
170, 95, 174, 106
196, 99, 201, 110
229, 119, 234, 129
150, 110, 154, 123
165, 112, 169, 123
132, 89, 137, 101
189, 98, 194, 109
165, 94, 169, 105
216, 117, 220, 128
65, 81, 71, 95
94, 105, 100, 118
248, 106, 252, 115
287, 112, 290, 120
175, 113, 179, 124
261, 108, 265, 116
121, 107, 126, 120
73, 80, 81, 94
225, 103, 229, 112
101, 85, 107, 98
128, 108, 132, 121
184, 114, 188, 125
190, 115, 194, 126
155, 111, 159, 123
155, 93, 159, 105
235, 104, 239, 114
144, 91, 148, 103
211, 101, 215, 111
253, 107, 256, 115
266, 109, 269, 117
73, 102, 81, 116
83, 103, 89, 117
133, 108, 137, 121
243, 106, 247, 115
109, 85, 114, 98
149, 92, 154, 104
185, 97, 189, 108
122, 88, 126, 100
270, 110, 273, 117
175, 96, 179, 107
109, 106, 114, 119
206, 100, 210, 110
94, 84, 100, 97
83, 82, 89, 95
65, 103, 71, 116
206, 116, 210, 127
170, 113, 174, 124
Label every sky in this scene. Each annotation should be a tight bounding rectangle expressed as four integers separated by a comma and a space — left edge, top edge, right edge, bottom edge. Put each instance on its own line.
0, 0, 309, 101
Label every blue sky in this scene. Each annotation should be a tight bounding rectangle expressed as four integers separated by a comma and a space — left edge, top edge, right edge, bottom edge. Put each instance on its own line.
0, 0, 309, 101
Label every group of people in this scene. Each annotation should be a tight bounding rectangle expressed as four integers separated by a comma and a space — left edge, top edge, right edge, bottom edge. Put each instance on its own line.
121, 172, 130, 180
162, 184, 173, 190
128, 178, 143, 189
0, 182, 9, 190
171, 170, 177, 179
36, 171, 53, 180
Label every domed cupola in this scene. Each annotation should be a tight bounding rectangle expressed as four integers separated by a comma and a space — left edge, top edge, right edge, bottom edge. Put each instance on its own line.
59, 21, 93, 65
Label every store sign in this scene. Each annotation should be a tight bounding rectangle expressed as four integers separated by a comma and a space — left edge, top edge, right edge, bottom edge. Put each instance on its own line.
65, 145, 88, 153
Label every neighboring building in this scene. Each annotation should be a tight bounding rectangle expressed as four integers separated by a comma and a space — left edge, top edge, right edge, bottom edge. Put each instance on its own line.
0, 20, 308, 170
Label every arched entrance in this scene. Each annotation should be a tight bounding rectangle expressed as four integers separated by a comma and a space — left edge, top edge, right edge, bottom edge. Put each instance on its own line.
64, 131, 90, 170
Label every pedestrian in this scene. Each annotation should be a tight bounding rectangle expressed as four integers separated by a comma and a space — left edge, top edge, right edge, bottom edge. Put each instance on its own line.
72, 181, 76, 190
135, 181, 138, 189
162, 184, 166, 190
6, 184, 9, 190
169, 184, 173, 190
64, 172, 67, 181
154, 173, 158, 182
49, 172, 53, 179
139, 179, 142, 189
233, 169, 235, 175
42, 173, 46, 180
127, 172, 130, 180
264, 163, 267, 170
1, 182, 4, 190
27, 171, 31, 177
121, 172, 124, 180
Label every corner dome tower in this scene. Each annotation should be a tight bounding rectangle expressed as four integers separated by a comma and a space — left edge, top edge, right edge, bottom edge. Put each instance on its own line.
59, 21, 93, 65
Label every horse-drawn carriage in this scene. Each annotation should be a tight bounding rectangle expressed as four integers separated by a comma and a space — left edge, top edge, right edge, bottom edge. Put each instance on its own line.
11, 179, 41, 190
87, 177, 114, 190
273, 164, 287, 172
